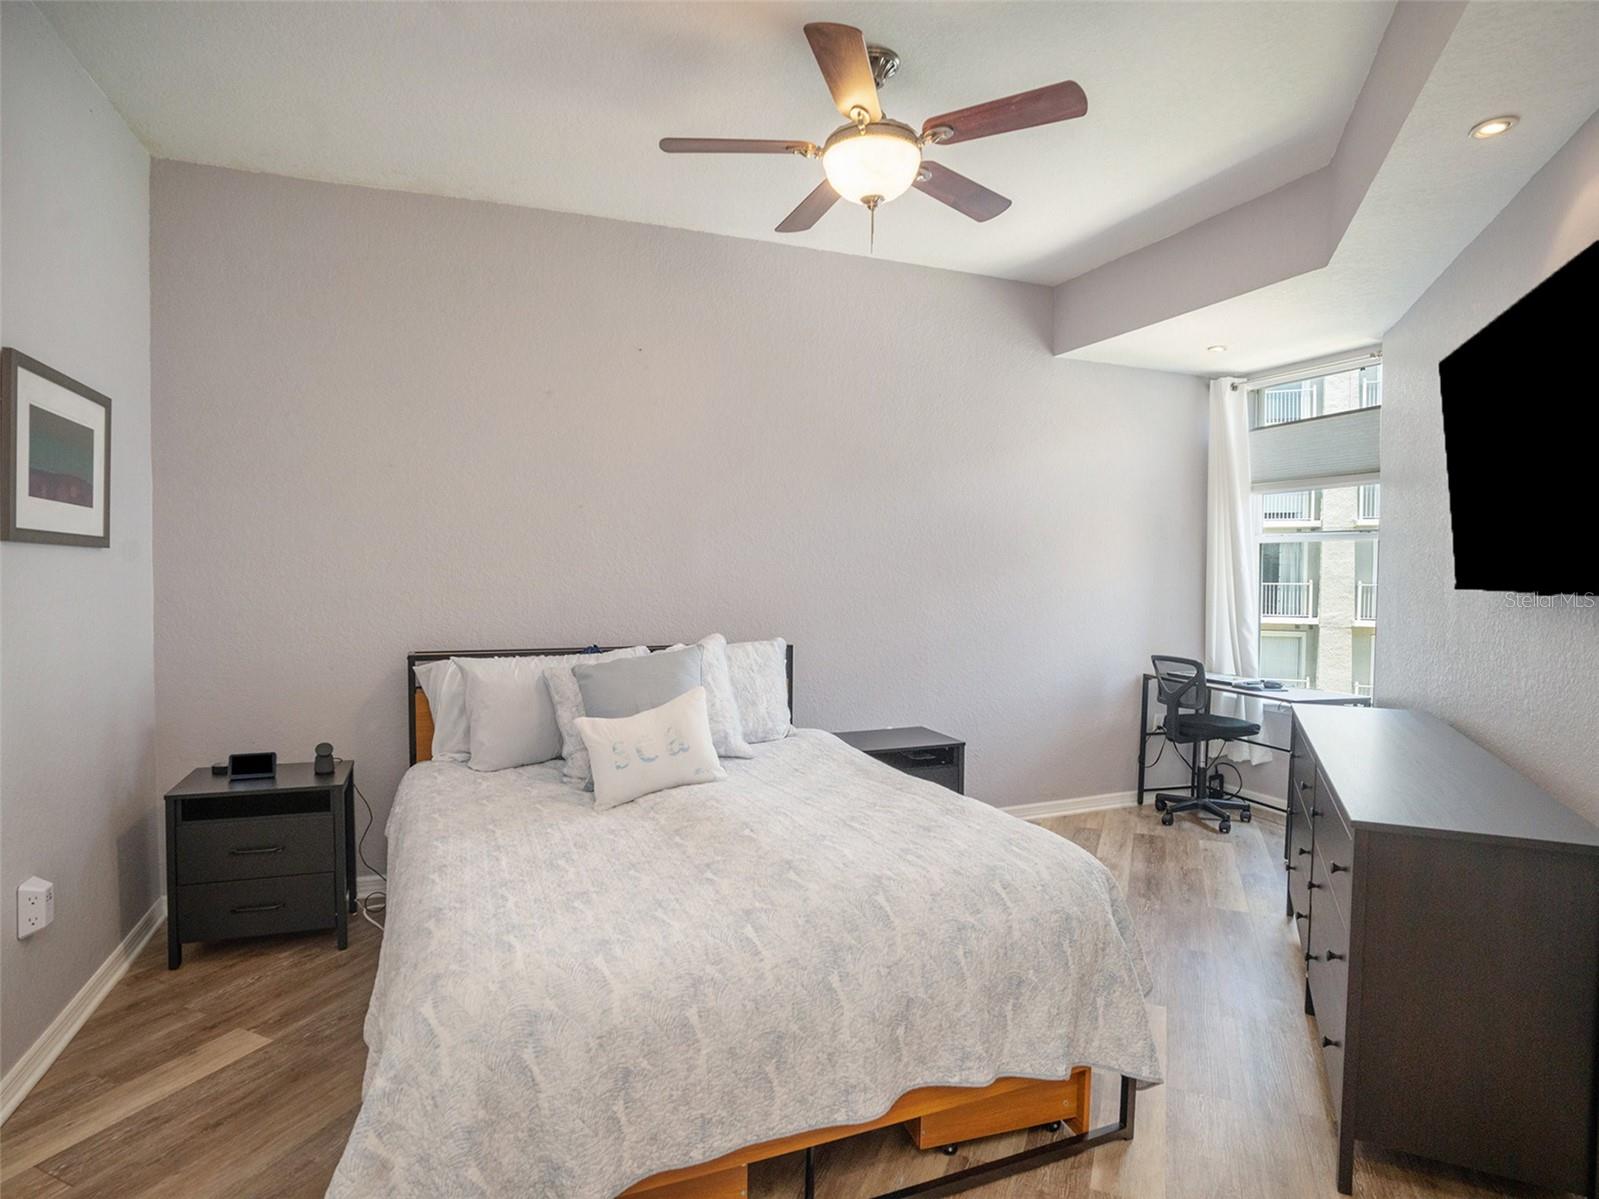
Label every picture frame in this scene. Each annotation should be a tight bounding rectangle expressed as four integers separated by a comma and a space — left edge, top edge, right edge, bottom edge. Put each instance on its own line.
1, 347, 112, 547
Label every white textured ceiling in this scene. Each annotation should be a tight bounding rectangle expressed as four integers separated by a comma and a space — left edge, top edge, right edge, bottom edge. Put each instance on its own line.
1064, 1, 1599, 374
42, 0, 1393, 286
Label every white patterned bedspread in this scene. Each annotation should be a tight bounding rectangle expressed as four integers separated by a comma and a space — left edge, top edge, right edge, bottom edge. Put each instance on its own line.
328, 730, 1161, 1199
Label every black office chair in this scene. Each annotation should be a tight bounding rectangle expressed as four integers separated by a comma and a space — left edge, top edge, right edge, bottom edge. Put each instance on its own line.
1150, 655, 1259, 833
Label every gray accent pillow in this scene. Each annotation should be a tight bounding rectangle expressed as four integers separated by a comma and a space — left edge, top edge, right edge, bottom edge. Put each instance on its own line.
575, 645, 704, 718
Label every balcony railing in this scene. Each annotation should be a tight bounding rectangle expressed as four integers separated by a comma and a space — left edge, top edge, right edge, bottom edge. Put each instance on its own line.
1358, 484, 1380, 522
1360, 377, 1382, 408
1353, 681, 1374, 697
1263, 491, 1320, 524
1262, 579, 1315, 620
1261, 385, 1315, 426
1356, 580, 1378, 622
1265, 676, 1311, 689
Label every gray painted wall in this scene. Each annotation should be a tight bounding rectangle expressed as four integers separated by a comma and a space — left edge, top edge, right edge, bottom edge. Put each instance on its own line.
0, 2, 157, 1075
1376, 110, 1599, 823
150, 162, 1207, 866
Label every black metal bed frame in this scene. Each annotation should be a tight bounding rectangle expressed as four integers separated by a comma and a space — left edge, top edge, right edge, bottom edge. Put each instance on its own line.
802, 1075, 1137, 1199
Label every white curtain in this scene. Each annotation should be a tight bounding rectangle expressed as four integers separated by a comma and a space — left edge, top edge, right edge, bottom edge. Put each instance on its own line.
1205, 377, 1271, 765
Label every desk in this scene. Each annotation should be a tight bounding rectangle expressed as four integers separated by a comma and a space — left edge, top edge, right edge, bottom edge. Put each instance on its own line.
1136, 673, 1368, 814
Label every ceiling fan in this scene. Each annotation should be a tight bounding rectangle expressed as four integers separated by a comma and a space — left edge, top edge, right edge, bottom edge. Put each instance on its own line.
659, 22, 1087, 238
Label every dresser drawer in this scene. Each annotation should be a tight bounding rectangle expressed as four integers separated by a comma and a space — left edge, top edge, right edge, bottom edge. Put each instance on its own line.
1307, 899, 1351, 1112
176, 813, 333, 884
175, 873, 336, 943
871, 749, 963, 794
1286, 803, 1314, 937
1311, 770, 1354, 916
1291, 756, 1316, 825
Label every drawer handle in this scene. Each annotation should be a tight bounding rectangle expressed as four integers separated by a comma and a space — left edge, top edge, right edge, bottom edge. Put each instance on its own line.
1285, 863, 1298, 872
1329, 862, 1348, 874
1326, 950, 1345, 962
1307, 881, 1323, 890
1297, 780, 1312, 792
1311, 808, 1323, 819
1294, 910, 1308, 922
1306, 951, 1322, 962
1297, 848, 1311, 856
228, 845, 284, 856
1321, 1036, 1342, 1049
230, 902, 285, 914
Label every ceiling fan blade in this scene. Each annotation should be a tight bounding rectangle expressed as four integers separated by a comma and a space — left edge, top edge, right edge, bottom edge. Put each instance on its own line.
775, 180, 840, 233
921, 80, 1087, 146
914, 161, 1012, 222
803, 23, 882, 122
659, 138, 818, 155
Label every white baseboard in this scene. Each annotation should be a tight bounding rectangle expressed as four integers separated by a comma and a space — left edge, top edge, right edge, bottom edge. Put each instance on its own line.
1, 894, 166, 1124
1000, 791, 1139, 821
1002, 787, 1286, 823
357, 872, 385, 899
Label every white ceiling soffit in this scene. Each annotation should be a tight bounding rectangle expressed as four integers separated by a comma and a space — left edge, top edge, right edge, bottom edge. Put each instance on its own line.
39, 1, 1393, 288
1055, 1, 1599, 374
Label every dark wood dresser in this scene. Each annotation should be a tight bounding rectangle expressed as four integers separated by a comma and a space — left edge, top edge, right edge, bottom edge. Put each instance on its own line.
1287, 706, 1599, 1196
164, 761, 356, 969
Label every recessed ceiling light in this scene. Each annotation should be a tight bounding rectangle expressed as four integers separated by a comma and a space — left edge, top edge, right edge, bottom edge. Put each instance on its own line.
1470, 115, 1518, 140
1207, 344, 1228, 353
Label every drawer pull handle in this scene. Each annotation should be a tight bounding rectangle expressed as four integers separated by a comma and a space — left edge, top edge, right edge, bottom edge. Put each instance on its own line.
1285, 863, 1298, 872
1326, 950, 1345, 962
1297, 780, 1312, 792
1307, 881, 1323, 890
1311, 808, 1323, 819
1306, 951, 1322, 962
230, 902, 285, 914
1294, 911, 1308, 922
1321, 1036, 1342, 1049
229, 845, 284, 856
1329, 862, 1348, 874
1297, 848, 1311, 856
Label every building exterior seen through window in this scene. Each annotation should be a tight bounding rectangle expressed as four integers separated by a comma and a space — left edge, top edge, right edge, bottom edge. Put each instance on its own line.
1253, 364, 1380, 695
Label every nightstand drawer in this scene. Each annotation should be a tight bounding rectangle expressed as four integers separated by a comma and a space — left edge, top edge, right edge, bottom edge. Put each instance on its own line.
888, 761, 963, 793
177, 813, 333, 884
176, 874, 336, 943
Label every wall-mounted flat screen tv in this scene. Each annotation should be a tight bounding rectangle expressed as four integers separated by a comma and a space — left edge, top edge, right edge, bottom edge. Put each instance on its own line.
1439, 239, 1595, 594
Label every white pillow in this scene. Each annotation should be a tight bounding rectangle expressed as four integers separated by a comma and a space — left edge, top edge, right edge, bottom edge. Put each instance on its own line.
455, 648, 646, 773
413, 659, 470, 762
576, 686, 726, 811
664, 634, 753, 759
726, 638, 792, 742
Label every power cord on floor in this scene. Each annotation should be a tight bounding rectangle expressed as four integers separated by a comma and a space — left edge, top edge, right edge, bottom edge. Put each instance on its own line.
356, 782, 387, 932
336, 758, 386, 933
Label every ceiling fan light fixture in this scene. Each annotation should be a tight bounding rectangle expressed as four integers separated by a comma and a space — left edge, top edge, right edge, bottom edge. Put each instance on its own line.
821, 120, 922, 205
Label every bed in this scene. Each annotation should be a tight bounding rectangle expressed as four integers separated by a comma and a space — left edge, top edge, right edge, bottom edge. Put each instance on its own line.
327, 647, 1161, 1199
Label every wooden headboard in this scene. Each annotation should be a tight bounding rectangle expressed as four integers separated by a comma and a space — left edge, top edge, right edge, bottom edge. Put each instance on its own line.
407, 643, 795, 764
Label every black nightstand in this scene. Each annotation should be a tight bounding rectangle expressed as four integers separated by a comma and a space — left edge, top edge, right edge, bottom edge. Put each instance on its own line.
163, 761, 357, 969
835, 727, 965, 795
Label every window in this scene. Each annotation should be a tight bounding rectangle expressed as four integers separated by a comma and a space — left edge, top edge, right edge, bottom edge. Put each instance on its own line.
1252, 361, 1381, 695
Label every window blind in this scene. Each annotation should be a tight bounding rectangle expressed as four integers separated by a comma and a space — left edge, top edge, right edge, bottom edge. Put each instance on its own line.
1250, 405, 1380, 492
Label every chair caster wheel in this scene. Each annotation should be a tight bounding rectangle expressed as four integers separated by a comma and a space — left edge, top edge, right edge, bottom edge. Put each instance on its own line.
1042, 1121, 1063, 1133
1241, 807, 1252, 823
940, 1144, 958, 1156
1161, 812, 1174, 826
1218, 820, 1232, 834
1154, 797, 1168, 812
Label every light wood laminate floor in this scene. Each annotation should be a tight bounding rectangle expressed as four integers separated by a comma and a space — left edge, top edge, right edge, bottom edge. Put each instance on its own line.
1, 804, 1570, 1198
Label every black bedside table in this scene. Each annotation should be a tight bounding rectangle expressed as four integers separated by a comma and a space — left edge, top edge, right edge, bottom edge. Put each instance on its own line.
835, 727, 965, 795
163, 761, 357, 969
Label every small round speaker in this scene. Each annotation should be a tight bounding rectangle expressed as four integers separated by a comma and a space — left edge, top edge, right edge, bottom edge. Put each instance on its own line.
314, 741, 335, 775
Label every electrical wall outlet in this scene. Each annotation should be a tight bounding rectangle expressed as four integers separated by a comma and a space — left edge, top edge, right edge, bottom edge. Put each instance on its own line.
18, 877, 54, 939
